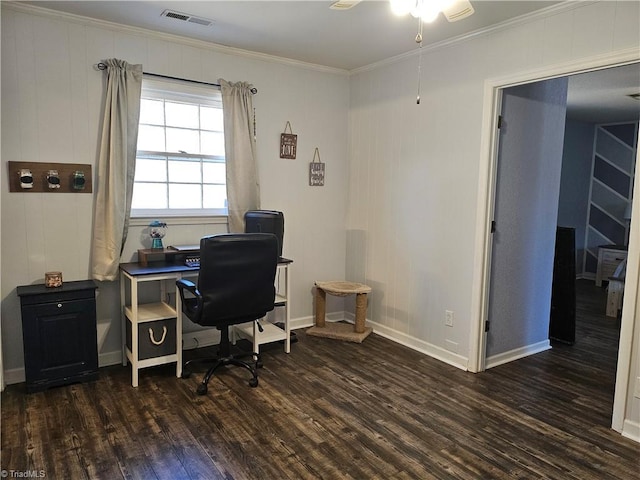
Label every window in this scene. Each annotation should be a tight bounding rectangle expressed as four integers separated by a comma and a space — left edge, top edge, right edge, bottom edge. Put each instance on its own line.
131, 78, 227, 217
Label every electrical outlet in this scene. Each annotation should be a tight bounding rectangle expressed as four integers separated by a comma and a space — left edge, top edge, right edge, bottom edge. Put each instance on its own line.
445, 310, 454, 327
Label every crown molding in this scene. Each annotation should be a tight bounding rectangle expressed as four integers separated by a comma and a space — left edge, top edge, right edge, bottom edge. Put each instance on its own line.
3, 2, 349, 77
350, 1, 600, 75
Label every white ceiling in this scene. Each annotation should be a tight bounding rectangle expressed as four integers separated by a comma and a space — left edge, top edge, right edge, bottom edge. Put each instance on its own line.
22, 1, 565, 70
566, 64, 640, 123
17, 1, 640, 122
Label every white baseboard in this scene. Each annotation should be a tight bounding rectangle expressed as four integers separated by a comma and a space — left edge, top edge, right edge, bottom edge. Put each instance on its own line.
0, 320, 548, 387
99, 350, 123, 368
2, 330, 225, 386
622, 419, 640, 443
3, 367, 25, 386
290, 312, 342, 331
182, 329, 220, 350
354, 314, 468, 371
485, 340, 551, 369
306, 311, 468, 370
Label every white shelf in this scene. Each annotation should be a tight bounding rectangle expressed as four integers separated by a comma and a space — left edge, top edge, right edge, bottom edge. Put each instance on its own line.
124, 302, 176, 322
235, 321, 287, 345
233, 261, 291, 354
125, 348, 179, 368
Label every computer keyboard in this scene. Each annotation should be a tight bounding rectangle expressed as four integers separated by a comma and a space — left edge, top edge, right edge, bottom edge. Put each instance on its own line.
184, 256, 200, 268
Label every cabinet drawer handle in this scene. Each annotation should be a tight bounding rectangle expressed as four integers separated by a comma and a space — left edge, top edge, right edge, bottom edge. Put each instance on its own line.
149, 326, 168, 345
57, 303, 62, 308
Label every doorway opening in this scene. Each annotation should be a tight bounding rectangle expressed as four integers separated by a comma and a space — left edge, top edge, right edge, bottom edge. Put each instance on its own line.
470, 58, 640, 435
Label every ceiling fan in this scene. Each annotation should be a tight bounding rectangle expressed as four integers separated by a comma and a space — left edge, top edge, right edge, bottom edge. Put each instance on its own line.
329, 0, 475, 23
330, 0, 475, 105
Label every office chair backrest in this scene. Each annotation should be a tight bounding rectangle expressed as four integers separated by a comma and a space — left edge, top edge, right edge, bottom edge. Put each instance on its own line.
244, 210, 284, 258
197, 233, 278, 326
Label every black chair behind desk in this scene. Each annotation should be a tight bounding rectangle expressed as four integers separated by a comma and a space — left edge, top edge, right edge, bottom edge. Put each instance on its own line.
176, 233, 279, 395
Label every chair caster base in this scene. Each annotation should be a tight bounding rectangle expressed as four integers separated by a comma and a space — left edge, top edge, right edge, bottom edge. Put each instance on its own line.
249, 377, 259, 388
181, 370, 192, 379
196, 383, 208, 395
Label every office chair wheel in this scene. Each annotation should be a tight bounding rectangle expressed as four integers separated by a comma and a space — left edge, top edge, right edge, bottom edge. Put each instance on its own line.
249, 377, 259, 388
196, 383, 208, 395
181, 370, 192, 379
256, 359, 264, 369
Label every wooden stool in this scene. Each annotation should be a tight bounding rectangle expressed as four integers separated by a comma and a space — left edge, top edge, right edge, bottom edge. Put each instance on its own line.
307, 281, 372, 343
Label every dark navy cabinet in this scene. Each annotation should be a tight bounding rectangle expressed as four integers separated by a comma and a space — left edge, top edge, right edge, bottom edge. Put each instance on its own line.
17, 280, 98, 393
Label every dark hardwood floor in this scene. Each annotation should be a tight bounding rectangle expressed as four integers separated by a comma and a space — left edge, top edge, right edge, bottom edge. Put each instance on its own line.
2, 280, 638, 479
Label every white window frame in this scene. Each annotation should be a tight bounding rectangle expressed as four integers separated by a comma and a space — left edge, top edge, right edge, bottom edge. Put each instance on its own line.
131, 78, 227, 218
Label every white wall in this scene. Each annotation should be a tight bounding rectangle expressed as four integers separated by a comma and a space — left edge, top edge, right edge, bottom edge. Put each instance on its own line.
347, 0, 639, 369
1, 4, 349, 377
558, 119, 596, 275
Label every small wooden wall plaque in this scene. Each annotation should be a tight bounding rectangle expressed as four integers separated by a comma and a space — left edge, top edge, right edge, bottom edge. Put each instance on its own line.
309, 148, 325, 186
280, 121, 297, 159
8, 161, 92, 193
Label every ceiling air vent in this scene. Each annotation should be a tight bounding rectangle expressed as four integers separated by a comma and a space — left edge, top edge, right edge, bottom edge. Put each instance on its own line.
161, 10, 214, 27
329, 1, 362, 10
443, 0, 475, 22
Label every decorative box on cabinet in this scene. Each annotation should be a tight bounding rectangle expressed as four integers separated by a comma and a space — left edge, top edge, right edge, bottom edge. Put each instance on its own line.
595, 245, 628, 287
17, 280, 98, 393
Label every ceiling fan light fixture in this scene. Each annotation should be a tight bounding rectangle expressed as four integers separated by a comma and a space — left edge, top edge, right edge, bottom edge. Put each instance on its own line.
390, 0, 471, 22
390, 0, 416, 16
412, 1, 441, 22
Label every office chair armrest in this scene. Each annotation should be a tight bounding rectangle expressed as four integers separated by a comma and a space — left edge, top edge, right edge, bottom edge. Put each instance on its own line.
176, 278, 203, 319
177, 278, 197, 292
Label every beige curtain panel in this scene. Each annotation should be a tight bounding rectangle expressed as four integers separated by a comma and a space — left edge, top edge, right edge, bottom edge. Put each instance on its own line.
91, 59, 142, 281
219, 79, 260, 233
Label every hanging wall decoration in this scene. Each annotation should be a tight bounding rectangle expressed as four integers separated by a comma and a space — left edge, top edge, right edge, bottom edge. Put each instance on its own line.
280, 121, 297, 159
309, 148, 325, 186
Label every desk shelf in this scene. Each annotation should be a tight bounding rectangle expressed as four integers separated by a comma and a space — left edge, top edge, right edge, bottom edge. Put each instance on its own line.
120, 268, 183, 387
124, 302, 176, 323
235, 322, 287, 345
233, 262, 292, 354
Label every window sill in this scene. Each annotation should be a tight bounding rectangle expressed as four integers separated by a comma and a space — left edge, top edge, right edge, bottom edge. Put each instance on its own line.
129, 215, 228, 227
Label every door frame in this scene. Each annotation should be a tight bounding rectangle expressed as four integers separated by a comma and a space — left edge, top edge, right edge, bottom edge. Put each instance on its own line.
469, 48, 640, 435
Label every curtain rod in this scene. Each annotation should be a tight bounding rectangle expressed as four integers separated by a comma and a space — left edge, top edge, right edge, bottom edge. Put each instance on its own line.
95, 62, 257, 94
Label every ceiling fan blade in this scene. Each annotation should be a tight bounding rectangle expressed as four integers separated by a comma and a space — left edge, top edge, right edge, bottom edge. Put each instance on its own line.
443, 0, 475, 22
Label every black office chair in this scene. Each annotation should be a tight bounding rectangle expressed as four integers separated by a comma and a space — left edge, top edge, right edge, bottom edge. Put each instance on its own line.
176, 233, 278, 395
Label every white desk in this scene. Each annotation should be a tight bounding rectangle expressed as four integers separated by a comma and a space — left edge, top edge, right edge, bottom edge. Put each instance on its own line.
119, 258, 292, 387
